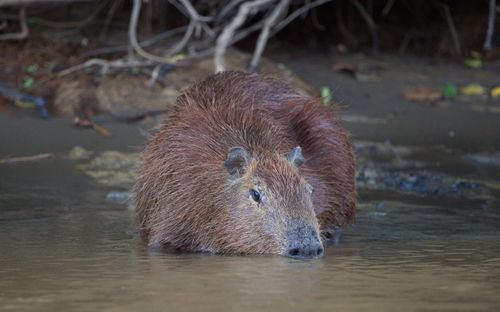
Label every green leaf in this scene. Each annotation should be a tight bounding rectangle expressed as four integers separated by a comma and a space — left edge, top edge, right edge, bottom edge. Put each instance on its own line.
441, 83, 458, 98
464, 59, 482, 69
131, 67, 141, 75
464, 51, 483, 69
23, 77, 35, 88
321, 86, 331, 106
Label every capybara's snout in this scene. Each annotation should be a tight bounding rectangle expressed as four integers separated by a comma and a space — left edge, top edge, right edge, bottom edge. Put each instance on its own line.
285, 225, 324, 259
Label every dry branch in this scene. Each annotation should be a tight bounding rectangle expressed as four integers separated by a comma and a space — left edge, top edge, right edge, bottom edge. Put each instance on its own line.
483, 0, 497, 53
350, 0, 378, 53
248, 0, 290, 72
215, 0, 274, 73
271, 0, 333, 35
441, 3, 461, 56
0, 153, 53, 164
99, 0, 123, 39
129, 0, 213, 63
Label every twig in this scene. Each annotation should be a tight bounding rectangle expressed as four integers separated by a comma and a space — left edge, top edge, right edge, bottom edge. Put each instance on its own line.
441, 3, 461, 56
398, 30, 413, 54
172, 0, 212, 22
483, 0, 497, 53
311, 6, 326, 31
73, 117, 110, 136
248, 0, 290, 72
271, 0, 333, 35
91, 123, 111, 136
100, 0, 123, 39
0, 153, 53, 164
0, 7, 28, 40
215, 0, 274, 72
350, 0, 378, 53
336, 0, 357, 46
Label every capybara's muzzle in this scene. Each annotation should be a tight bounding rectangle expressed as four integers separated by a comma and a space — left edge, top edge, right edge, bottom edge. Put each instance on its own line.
285, 225, 324, 259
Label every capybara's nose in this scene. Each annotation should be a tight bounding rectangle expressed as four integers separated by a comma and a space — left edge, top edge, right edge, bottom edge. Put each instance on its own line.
285, 239, 324, 259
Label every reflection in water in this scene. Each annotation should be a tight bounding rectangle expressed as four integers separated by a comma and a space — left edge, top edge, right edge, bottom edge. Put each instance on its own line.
1, 160, 499, 312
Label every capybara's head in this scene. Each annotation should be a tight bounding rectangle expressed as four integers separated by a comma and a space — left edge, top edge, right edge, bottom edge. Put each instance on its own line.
222, 146, 323, 258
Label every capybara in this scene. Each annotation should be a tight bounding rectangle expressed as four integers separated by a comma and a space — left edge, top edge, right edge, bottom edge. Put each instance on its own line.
134, 71, 356, 258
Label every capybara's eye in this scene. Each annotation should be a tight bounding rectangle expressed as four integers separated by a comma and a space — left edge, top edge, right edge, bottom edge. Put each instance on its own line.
250, 189, 262, 203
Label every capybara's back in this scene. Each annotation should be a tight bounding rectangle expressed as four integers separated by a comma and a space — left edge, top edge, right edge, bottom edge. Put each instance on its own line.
135, 71, 355, 258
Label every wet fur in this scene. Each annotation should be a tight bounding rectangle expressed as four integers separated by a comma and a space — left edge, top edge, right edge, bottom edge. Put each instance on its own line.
135, 71, 356, 254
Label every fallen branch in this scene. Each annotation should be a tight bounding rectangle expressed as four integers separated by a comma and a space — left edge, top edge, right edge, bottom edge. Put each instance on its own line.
248, 0, 290, 72
0, 153, 53, 164
0, 7, 28, 40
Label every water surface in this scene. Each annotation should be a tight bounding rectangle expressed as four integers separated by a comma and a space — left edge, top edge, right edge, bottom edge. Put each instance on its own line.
1, 156, 499, 312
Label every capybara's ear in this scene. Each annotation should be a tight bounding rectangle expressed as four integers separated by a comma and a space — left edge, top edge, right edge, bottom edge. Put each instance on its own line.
224, 147, 251, 178
287, 146, 304, 168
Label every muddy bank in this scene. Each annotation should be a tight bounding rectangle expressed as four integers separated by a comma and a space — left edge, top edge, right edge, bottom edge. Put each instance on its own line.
275, 52, 500, 152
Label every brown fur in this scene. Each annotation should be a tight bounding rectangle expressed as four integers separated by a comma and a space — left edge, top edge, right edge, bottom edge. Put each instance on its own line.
134, 71, 356, 255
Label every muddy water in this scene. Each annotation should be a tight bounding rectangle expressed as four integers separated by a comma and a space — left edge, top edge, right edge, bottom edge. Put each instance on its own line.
1, 143, 500, 312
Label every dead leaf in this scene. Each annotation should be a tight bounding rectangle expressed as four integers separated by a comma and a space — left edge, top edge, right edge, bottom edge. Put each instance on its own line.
403, 86, 442, 103
461, 84, 485, 96
490, 86, 500, 99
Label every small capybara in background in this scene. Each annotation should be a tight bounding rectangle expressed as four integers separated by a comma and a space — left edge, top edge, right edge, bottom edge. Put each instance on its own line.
135, 71, 356, 258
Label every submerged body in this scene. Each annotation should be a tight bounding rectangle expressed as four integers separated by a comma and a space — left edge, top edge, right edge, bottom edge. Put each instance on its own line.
135, 71, 356, 258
